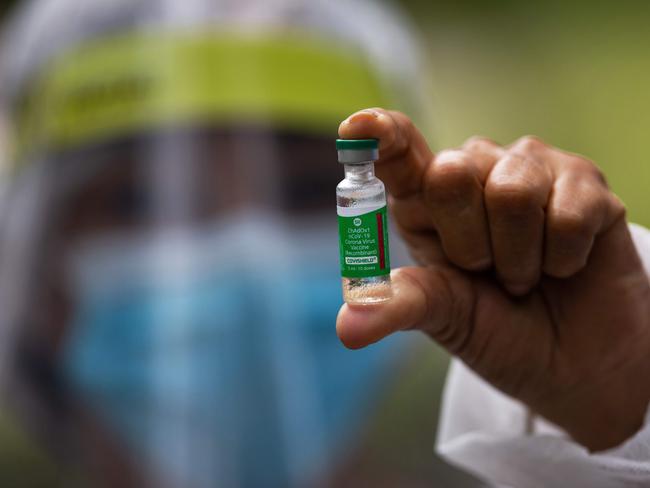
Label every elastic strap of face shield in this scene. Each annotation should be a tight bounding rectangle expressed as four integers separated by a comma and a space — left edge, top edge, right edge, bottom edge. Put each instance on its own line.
8, 30, 395, 168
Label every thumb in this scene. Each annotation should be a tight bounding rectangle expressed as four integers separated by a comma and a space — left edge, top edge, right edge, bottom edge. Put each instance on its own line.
336, 266, 477, 350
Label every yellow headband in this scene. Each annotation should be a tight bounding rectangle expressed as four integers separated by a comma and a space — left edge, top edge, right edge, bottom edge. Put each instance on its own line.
11, 31, 393, 164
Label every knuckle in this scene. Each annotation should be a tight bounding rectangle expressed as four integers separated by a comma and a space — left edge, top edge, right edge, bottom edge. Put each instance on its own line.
544, 229, 592, 278
485, 177, 542, 212
432, 151, 474, 180
586, 164, 610, 190
592, 167, 608, 187
568, 157, 607, 185
609, 193, 627, 220
550, 181, 609, 232
463, 135, 497, 152
513, 135, 546, 154
549, 208, 597, 243
425, 151, 477, 202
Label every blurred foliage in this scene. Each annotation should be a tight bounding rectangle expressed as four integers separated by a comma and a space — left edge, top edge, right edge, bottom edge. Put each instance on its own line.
400, 0, 650, 227
0, 0, 18, 21
0, 411, 61, 487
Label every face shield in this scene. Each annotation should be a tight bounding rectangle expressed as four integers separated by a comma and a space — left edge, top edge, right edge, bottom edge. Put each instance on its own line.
0, 2, 430, 487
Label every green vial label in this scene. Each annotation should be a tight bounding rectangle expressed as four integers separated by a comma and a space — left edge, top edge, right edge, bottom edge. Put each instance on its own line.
337, 205, 391, 278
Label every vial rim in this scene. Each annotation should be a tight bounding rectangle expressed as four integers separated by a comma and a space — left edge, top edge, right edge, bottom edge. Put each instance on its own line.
335, 138, 379, 150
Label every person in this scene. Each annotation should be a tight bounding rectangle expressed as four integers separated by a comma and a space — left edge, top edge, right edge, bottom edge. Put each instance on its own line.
0, 1, 449, 487
336, 107, 650, 487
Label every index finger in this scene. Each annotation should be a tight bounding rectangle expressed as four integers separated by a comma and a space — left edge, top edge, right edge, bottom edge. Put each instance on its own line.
338, 108, 433, 199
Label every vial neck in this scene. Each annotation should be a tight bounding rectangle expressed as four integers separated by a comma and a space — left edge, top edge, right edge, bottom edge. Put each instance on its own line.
344, 162, 375, 181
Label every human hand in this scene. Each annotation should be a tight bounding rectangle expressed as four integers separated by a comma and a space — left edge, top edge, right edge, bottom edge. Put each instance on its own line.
336, 108, 650, 451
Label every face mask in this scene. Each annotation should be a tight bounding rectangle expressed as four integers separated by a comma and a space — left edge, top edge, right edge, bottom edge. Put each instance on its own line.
61, 211, 407, 488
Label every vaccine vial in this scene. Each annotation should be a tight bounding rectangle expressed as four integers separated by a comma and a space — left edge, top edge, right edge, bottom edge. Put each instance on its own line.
336, 138, 392, 304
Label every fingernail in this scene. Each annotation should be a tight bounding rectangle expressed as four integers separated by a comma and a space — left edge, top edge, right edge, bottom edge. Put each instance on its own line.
347, 109, 381, 124
361, 108, 381, 117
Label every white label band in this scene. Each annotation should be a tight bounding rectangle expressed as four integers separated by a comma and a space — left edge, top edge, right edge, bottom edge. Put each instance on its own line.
336, 203, 385, 218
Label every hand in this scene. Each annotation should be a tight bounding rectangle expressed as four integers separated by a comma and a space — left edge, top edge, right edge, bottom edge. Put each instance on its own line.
336, 108, 650, 451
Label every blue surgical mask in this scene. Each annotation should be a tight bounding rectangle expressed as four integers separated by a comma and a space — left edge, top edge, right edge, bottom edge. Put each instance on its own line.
62, 212, 407, 488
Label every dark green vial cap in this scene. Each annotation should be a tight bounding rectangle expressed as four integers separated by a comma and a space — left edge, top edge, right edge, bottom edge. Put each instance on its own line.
336, 138, 379, 164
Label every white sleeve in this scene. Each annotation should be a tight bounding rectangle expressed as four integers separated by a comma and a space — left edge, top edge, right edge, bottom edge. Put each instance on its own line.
436, 223, 650, 488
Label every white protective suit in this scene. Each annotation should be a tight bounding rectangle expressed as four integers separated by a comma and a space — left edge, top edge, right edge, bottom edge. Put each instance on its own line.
437, 223, 650, 488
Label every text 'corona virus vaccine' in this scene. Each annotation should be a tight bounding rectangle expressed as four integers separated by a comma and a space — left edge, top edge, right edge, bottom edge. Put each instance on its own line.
336, 138, 392, 304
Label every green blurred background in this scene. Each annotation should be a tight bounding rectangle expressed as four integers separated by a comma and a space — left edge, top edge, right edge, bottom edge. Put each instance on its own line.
0, 0, 649, 486
413, 0, 650, 228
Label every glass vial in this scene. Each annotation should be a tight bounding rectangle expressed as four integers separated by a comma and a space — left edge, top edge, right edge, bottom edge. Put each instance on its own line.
336, 139, 392, 304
